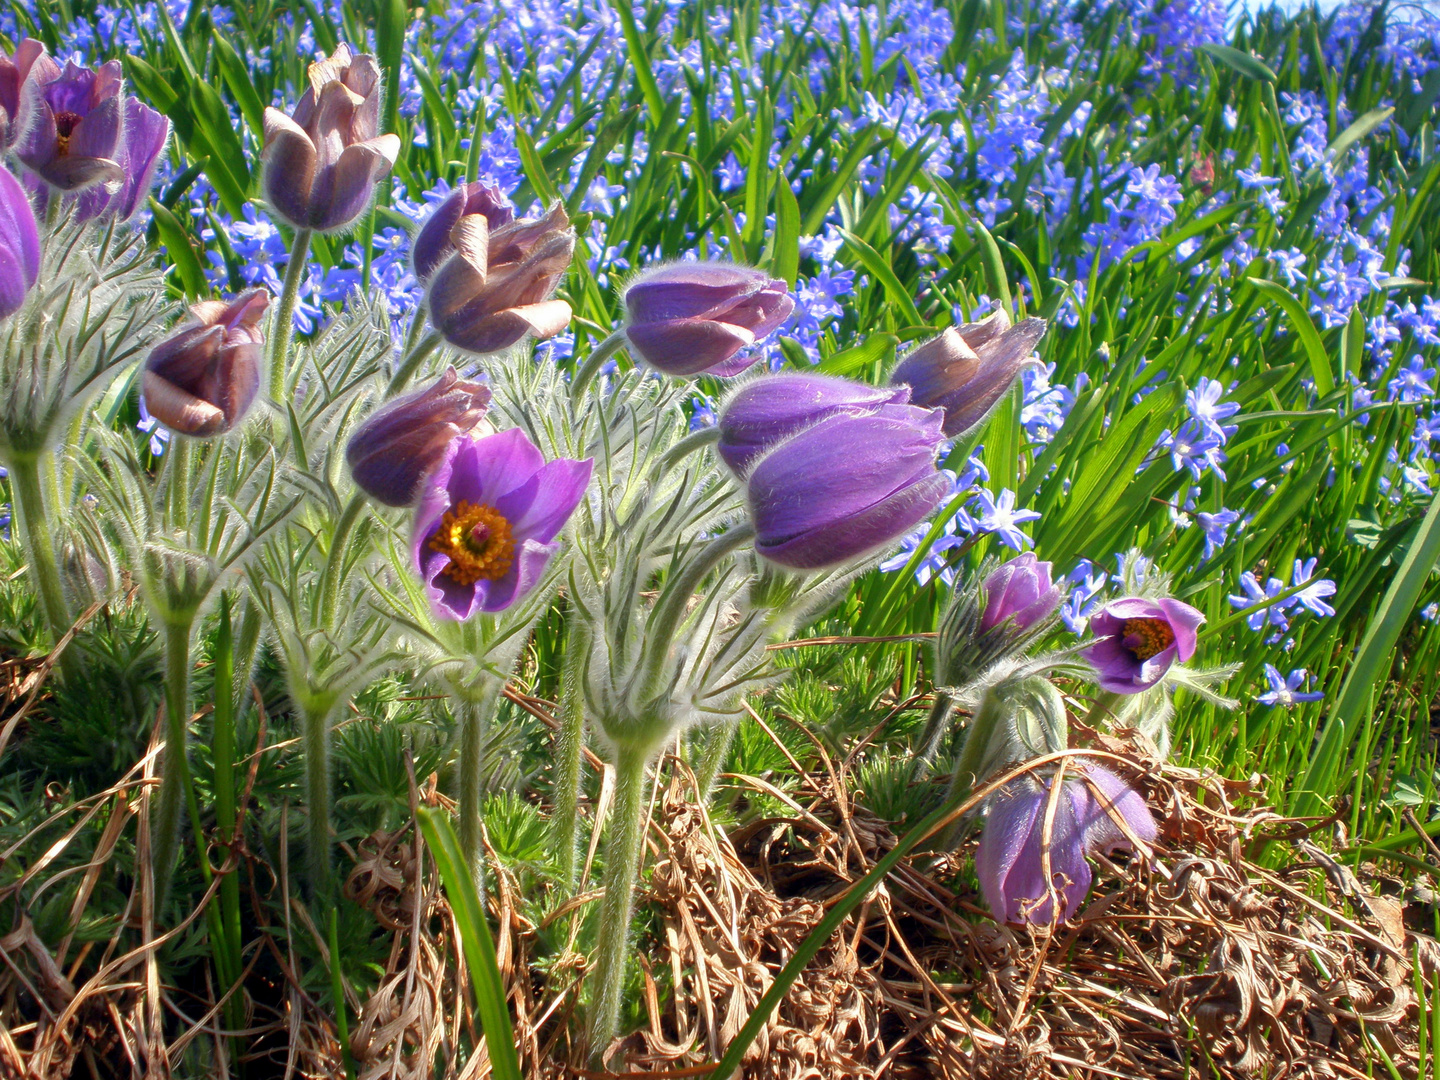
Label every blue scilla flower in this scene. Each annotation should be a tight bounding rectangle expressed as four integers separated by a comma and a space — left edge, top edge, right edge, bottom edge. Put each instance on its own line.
1290, 559, 1337, 618
1196, 508, 1239, 561
1389, 356, 1436, 404
1256, 666, 1325, 707
1230, 572, 1290, 632
1159, 419, 1227, 480
1185, 377, 1240, 443
969, 488, 1040, 552
137, 398, 171, 457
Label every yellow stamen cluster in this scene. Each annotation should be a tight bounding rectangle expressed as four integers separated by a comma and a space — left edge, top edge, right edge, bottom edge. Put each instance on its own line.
1122, 617, 1175, 661
55, 111, 82, 158
429, 500, 515, 585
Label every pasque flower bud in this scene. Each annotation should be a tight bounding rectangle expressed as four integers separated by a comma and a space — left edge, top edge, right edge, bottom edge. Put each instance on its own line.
0, 167, 40, 321
346, 367, 492, 507
0, 39, 48, 151
981, 553, 1062, 633
427, 203, 575, 355
142, 290, 268, 437
412, 181, 515, 283
261, 44, 401, 233
623, 262, 793, 378
746, 403, 950, 570
890, 311, 1047, 437
717, 372, 910, 477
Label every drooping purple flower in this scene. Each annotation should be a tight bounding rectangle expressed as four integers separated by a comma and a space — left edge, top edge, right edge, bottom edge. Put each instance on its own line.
981, 553, 1062, 632
346, 368, 492, 507
412, 428, 592, 620
746, 404, 949, 570
14, 58, 127, 193
412, 180, 515, 283
889, 311, 1047, 437
716, 373, 910, 477
623, 262, 794, 378
72, 98, 169, 223
261, 44, 401, 233
1082, 597, 1204, 694
0, 39, 50, 151
977, 764, 1156, 925
427, 203, 575, 355
142, 290, 268, 437
0, 166, 41, 320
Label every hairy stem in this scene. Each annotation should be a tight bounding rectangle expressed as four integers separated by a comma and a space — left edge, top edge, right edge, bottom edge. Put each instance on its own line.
938, 685, 1004, 849
317, 493, 366, 630
587, 742, 651, 1060
659, 425, 722, 470
568, 329, 628, 401
8, 452, 79, 683
153, 616, 196, 912
694, 721, 737, 801
385, 329, 444, 398
554, 618, 590, 891
910, 689, 955, 780
302, 699, 336, 897
457, 679, 503, 896
268, 228, 313, 403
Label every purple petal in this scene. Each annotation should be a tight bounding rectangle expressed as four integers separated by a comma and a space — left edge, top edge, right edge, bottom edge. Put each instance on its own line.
493, 456, 593, 544
625, 318, 755, 377
444, 427, 546, 509
0, 166, 39, 317
473, 538, 558, 613
1156, 597, 1204, 661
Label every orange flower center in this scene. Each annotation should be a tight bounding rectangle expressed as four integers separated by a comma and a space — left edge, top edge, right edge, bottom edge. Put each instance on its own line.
55, 111, 82, 157
1122, 617, 1175, 661
428, 500, 515, 585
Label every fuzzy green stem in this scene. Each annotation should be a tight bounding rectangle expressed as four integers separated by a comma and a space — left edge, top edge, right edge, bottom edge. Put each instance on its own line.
568, 329, 628, 401
554, 618, 590, 891
153, 616, 196, 912
588, 742, 651, 1060
457, 680, 503, 896
7, 452, 79, 682
660, 425, 722, 470
318, 494, 366, 630
694, 722, 737, 801
937, 686, 1004, 849
268, 228, 313, 403
1078, 689, 1123, 730
165, 436, 192, 533
910, 690, 955, 780
303, 700, 336, 897
385, 330, 444, 398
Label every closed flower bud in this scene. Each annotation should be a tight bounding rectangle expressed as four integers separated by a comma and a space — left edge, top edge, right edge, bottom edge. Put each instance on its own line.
346, 367, 493, 507
142, 290, 268, 437
977, 763, 1156, 925
412, 181, 515, 283
717, 372, 910, 477
746, 404, 949, 570
623, 262, 794, 378
1082, 596, 1203, 694
890, 311, 1047, 438
261, 44, 401, 233
427, 203, 575, 355
981, 553, 1062, 633
14, 58, 128, 193
0, 167, 40, 321
0, 39, 48, 151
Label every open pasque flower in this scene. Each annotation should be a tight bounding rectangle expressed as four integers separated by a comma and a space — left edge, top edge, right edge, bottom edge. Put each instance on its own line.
142, 290, 268, 437
413, 428, 592, 620
746, 402, 949, 570
1082, 597, 1204, 693
261, 44, 401, 233
623, 262, 793, 378
977, 764, 1157, 925
890, 310, 1047, 437
426, 203, 575, 355
346, 368, 492, 507
0, 167, 40, 321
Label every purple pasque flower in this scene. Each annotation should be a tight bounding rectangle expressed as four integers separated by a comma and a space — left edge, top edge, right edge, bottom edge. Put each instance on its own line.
1256, 665, 1325, 707
13, 57, 128, 193
0, 166, 41, 321
1082, 596, 1204, 694
347, 368, 493, 507
622, 262, 794, 378
746, 404, 949, 570
977, 763, 1157, 925
73, 98, 169, 224
716, 372, 910, 477
412, 428, 592, 620
981, 552, 1062, 632
142, 290, 269, 437
411, 180, 515, 283
889, 310, 1047, 437
427, 203, 575, 355
0, 39, 49, 151
261, 44, 401, 233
